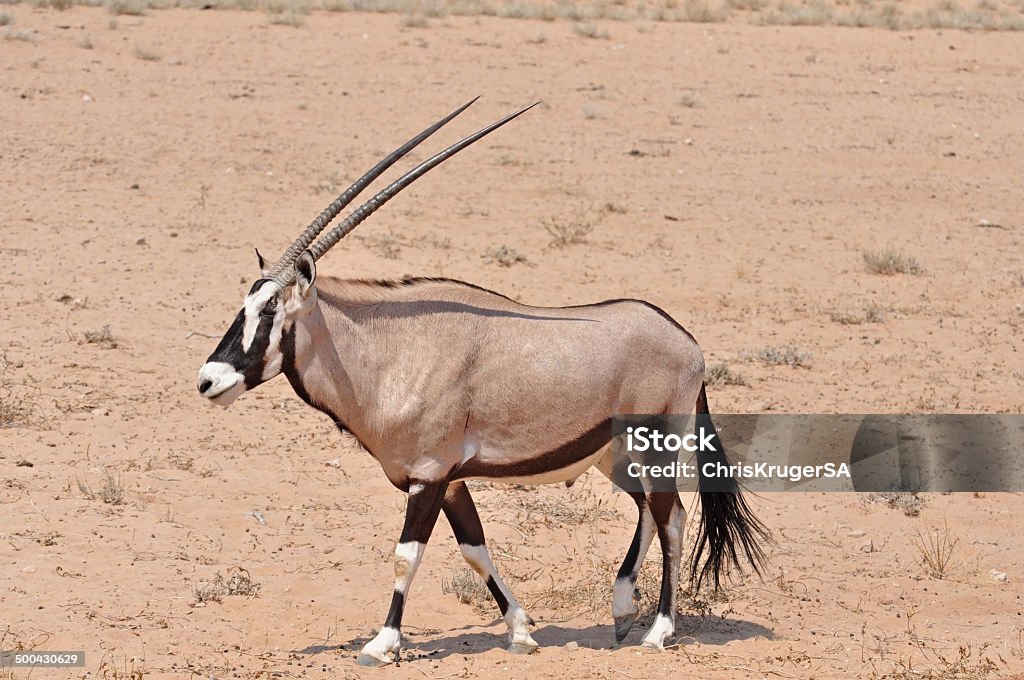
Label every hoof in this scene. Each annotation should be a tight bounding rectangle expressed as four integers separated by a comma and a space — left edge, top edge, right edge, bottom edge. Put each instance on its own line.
508, 642, 539, 655
356, 653, 393, 667
613, 614, 637, 643
639, 639, 664, 651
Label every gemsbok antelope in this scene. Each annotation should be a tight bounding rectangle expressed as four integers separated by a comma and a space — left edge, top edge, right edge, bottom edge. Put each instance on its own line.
197, 99, 769, 666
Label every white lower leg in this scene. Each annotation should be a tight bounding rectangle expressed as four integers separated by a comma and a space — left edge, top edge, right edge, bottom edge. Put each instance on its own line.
359, 626, 402, 664
641, 505, 684, 650
641, 613, 675, 649
358, 541, 426, 665
460, 543, 538, 650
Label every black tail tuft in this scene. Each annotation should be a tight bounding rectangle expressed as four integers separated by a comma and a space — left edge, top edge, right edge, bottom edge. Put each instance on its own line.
690, 382, 772, 591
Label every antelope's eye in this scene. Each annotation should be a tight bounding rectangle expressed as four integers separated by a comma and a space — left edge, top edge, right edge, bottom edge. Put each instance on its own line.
261, 298, 278, 317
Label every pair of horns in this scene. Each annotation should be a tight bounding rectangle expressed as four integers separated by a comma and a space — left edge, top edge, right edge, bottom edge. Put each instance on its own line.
268, 98, 539, 288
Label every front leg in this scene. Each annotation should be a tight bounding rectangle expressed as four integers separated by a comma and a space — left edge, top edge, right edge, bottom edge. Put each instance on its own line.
357, 481, 448, 667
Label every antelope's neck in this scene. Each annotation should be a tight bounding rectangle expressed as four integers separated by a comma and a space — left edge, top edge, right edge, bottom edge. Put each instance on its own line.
282, 303, 369, 443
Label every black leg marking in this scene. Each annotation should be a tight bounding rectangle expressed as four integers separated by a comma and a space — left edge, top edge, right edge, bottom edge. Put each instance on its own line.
356, 480, 447, 667
383, 590, 406, 630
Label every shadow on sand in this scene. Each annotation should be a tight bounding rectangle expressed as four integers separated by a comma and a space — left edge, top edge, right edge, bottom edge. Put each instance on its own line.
298, 616, 774, 662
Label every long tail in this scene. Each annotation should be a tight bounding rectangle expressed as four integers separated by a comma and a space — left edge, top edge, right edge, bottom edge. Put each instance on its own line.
690, 382, 772, 590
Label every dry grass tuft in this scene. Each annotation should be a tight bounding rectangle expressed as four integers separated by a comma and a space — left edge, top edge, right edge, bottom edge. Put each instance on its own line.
759, 0, 836, 25
132, 44, 161, 61
193, 567, 261, 604
84, 324, 119, 348
888, 642, 1000, 679
863, 248, 923, 276
634, 558, 732, 626
572, 21, 611, 38
744, 345, 812, 368
355, 232, 403, 259
398, 12, 429, 27
512, 483, 617, 528
865, 491, 924, 517
483, 244, 528, 267
441, 567, 492, 611
106, 0, 147, 15
544, 215, 594, 248
3, 26, 35, 41
0, 12, 12, 26
677, 90, 704, 108
0, 361, 43, 429
705, 362, 748, 386
912, 520, 959, 579
268, 7, 305, 24
78, 469, 127, 505
829, 301, 886, 325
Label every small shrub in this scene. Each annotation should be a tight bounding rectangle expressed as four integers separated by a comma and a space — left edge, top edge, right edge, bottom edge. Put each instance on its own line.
705, 362, 747, 386
483, 245, 528, 267
544, 216, 593, 248
863, 248, 923, 276
0, 369, 41, 429
356, 232, 402, 259
829, 302, 886, 325
3, 27, 35, 42
865, 491, 923, 517
106, 0, 146, 15
677, 91, 704, 108
78, 470, 126, 505
193, 567, 261, 604
100, 470, 126, 505
745, 345, 812, 368
572, 22, 610, 39
84, 324, 118, 348
268, 9, 305, 25
399, 12, 428, 27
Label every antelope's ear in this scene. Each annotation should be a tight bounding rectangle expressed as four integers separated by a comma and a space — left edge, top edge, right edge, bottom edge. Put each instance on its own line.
256, 248, 270, 277
295, 251, 316, 299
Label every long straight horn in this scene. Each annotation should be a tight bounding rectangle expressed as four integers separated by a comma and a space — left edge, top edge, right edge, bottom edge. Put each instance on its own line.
272, 102, 539, 286
267, 97, 480, 279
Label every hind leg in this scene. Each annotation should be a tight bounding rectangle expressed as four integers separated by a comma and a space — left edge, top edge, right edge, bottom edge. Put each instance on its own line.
612, 492, 656, 642
641, 491, 686, 650
442, 482, 538, 654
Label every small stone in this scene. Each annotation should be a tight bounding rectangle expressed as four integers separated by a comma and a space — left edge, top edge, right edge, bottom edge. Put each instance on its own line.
564, 641, 578, 651
848, 529, 866, 538
990, 570, 1008, 582
135, 236, 146, 246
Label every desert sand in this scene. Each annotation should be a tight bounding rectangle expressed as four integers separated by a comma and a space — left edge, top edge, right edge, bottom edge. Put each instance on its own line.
1, 4, 1023, 678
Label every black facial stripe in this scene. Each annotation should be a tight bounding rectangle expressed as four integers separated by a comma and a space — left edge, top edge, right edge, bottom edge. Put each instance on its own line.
204, 301, 275, 389
241, 311, 274, 389
206, 309, 246, 363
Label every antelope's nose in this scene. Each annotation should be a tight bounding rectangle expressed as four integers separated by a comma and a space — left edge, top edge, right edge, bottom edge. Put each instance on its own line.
198, 379, 213, 395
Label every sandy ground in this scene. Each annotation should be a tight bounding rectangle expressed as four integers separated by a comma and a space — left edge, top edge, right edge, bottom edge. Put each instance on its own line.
2, 5, 1024, 679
